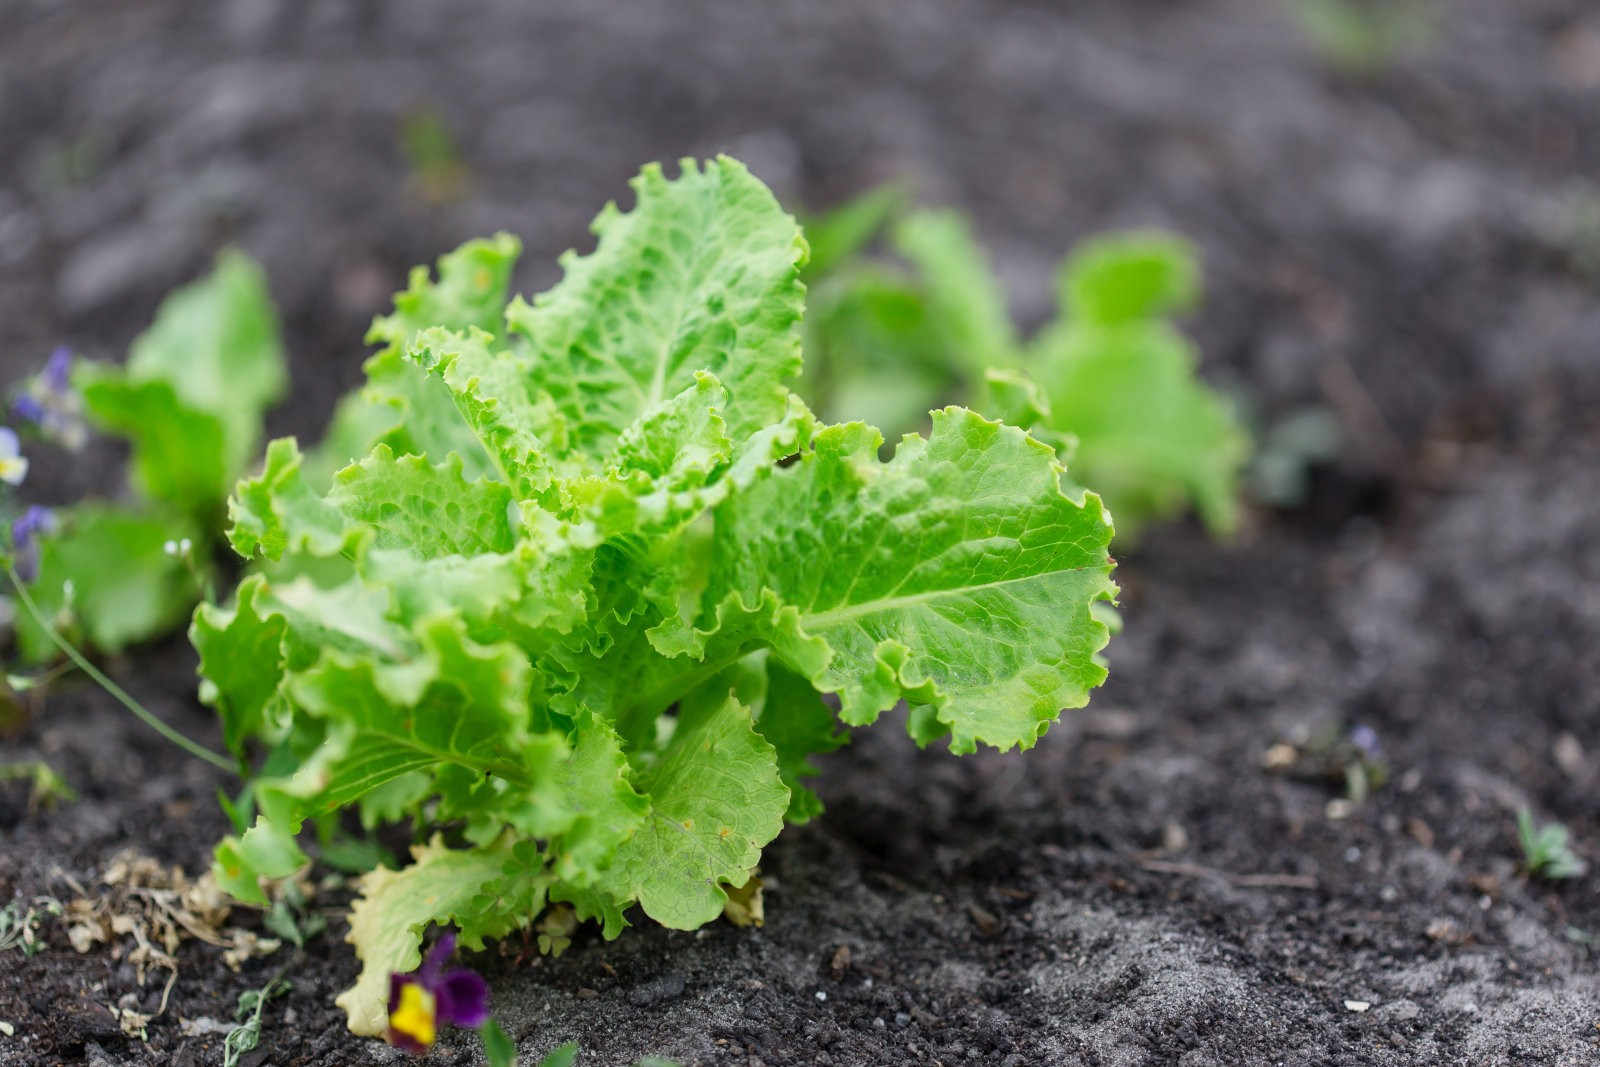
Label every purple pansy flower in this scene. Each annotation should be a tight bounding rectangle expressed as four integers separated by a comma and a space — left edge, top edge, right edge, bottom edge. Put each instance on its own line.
11, 506, 55, 583
386, 931, 490, 1054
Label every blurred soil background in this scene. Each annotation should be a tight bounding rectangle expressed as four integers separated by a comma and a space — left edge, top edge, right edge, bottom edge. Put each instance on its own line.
0, 1, 1598, 1064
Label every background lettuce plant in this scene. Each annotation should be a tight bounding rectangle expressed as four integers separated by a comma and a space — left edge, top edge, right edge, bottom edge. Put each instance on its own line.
11, 253, 285, 662
192, 157, 1119, 1034
803, 194, 1249, 540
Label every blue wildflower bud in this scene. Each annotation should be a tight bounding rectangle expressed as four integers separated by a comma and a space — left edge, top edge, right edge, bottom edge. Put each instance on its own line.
15, 348, 87, 452
1348, 724, 1381, 760
11, 506, 55, 583
43, 347, 72, 395
12, 395, 46, 427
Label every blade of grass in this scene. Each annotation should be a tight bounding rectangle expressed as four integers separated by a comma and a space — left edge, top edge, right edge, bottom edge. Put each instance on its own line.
7, 564, 236, 773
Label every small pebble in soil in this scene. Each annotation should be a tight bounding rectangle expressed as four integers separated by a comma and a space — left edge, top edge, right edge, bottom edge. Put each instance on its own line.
1381, 1000, 1422, 1022
627, 972, 686, 1007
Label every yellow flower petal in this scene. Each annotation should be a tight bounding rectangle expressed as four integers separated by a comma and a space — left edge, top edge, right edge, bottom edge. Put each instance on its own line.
389, 983, 437, 1049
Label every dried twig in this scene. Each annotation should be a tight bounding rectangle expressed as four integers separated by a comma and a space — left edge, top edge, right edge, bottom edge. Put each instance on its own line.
1137, 858, 1319, 890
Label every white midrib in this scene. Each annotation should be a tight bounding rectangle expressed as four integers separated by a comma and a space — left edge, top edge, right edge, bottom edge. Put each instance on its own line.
625, 564, 1102, 721
644, 324, 674, 410
644, 272, 701, 411
644, 198, 715, 410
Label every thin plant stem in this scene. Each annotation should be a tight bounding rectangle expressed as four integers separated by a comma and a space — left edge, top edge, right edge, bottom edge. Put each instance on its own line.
184, 556, 216, 607
7, 564, 236, 774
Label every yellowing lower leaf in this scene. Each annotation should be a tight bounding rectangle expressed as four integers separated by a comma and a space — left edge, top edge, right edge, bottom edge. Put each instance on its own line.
337, 837, 511, 1036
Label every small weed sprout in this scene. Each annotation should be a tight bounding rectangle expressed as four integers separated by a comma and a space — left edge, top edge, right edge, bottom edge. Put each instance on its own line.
262, 880, 328, 949
481, 1021, 521, 1067
0, 896, 62, 956
1517, 809, 1586, 881
0, 759, 76, 811
223, 976, 292, 1067
1342, 724, 1387, 804
536, 1042, 579, 1067
1287, 0, 1436, 74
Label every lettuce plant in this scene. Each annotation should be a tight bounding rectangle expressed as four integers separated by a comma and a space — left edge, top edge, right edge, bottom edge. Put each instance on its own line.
802, 197, 1248, 540
191, 157, 1117, 1035
995, 230, 1248, 538
11, 253, 285, 661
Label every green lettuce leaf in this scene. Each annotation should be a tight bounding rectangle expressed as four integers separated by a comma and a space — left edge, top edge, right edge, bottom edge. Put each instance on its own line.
336, 836, 515, 1036
407, 326, 554, 497
1029, 317, 1247, 536
602, 689, 787, 929
1006, 232, 1246, 537
327, 447, 515, 556
697, 408, 1115, 754
212, 817, 307, 906
1060, 231, 1200, 325
730, 651, 847, 824
353, 234, 523, 479
1022, 233, 1246, 535
801, 184, 903, 281
79, 250, 285, 518
891, 210, 1017, 378
191, 575, 292, 755
798, 200, 1246, 538
16, 506, 207, 663
802, 266, 950, 435
503, 156, 806, 461
22, 252, 286, 664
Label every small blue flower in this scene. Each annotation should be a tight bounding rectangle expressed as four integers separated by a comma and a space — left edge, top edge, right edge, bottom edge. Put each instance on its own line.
11, 505, 55, 582
13, 347, 86, 451
43, 347, 72, 394
1348, 724, 1381, 760
0, 428, 28, 486
12, 395, 46, 426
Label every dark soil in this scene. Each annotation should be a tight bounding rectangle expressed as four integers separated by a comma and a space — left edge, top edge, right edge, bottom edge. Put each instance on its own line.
2, 1, 1598, 1064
